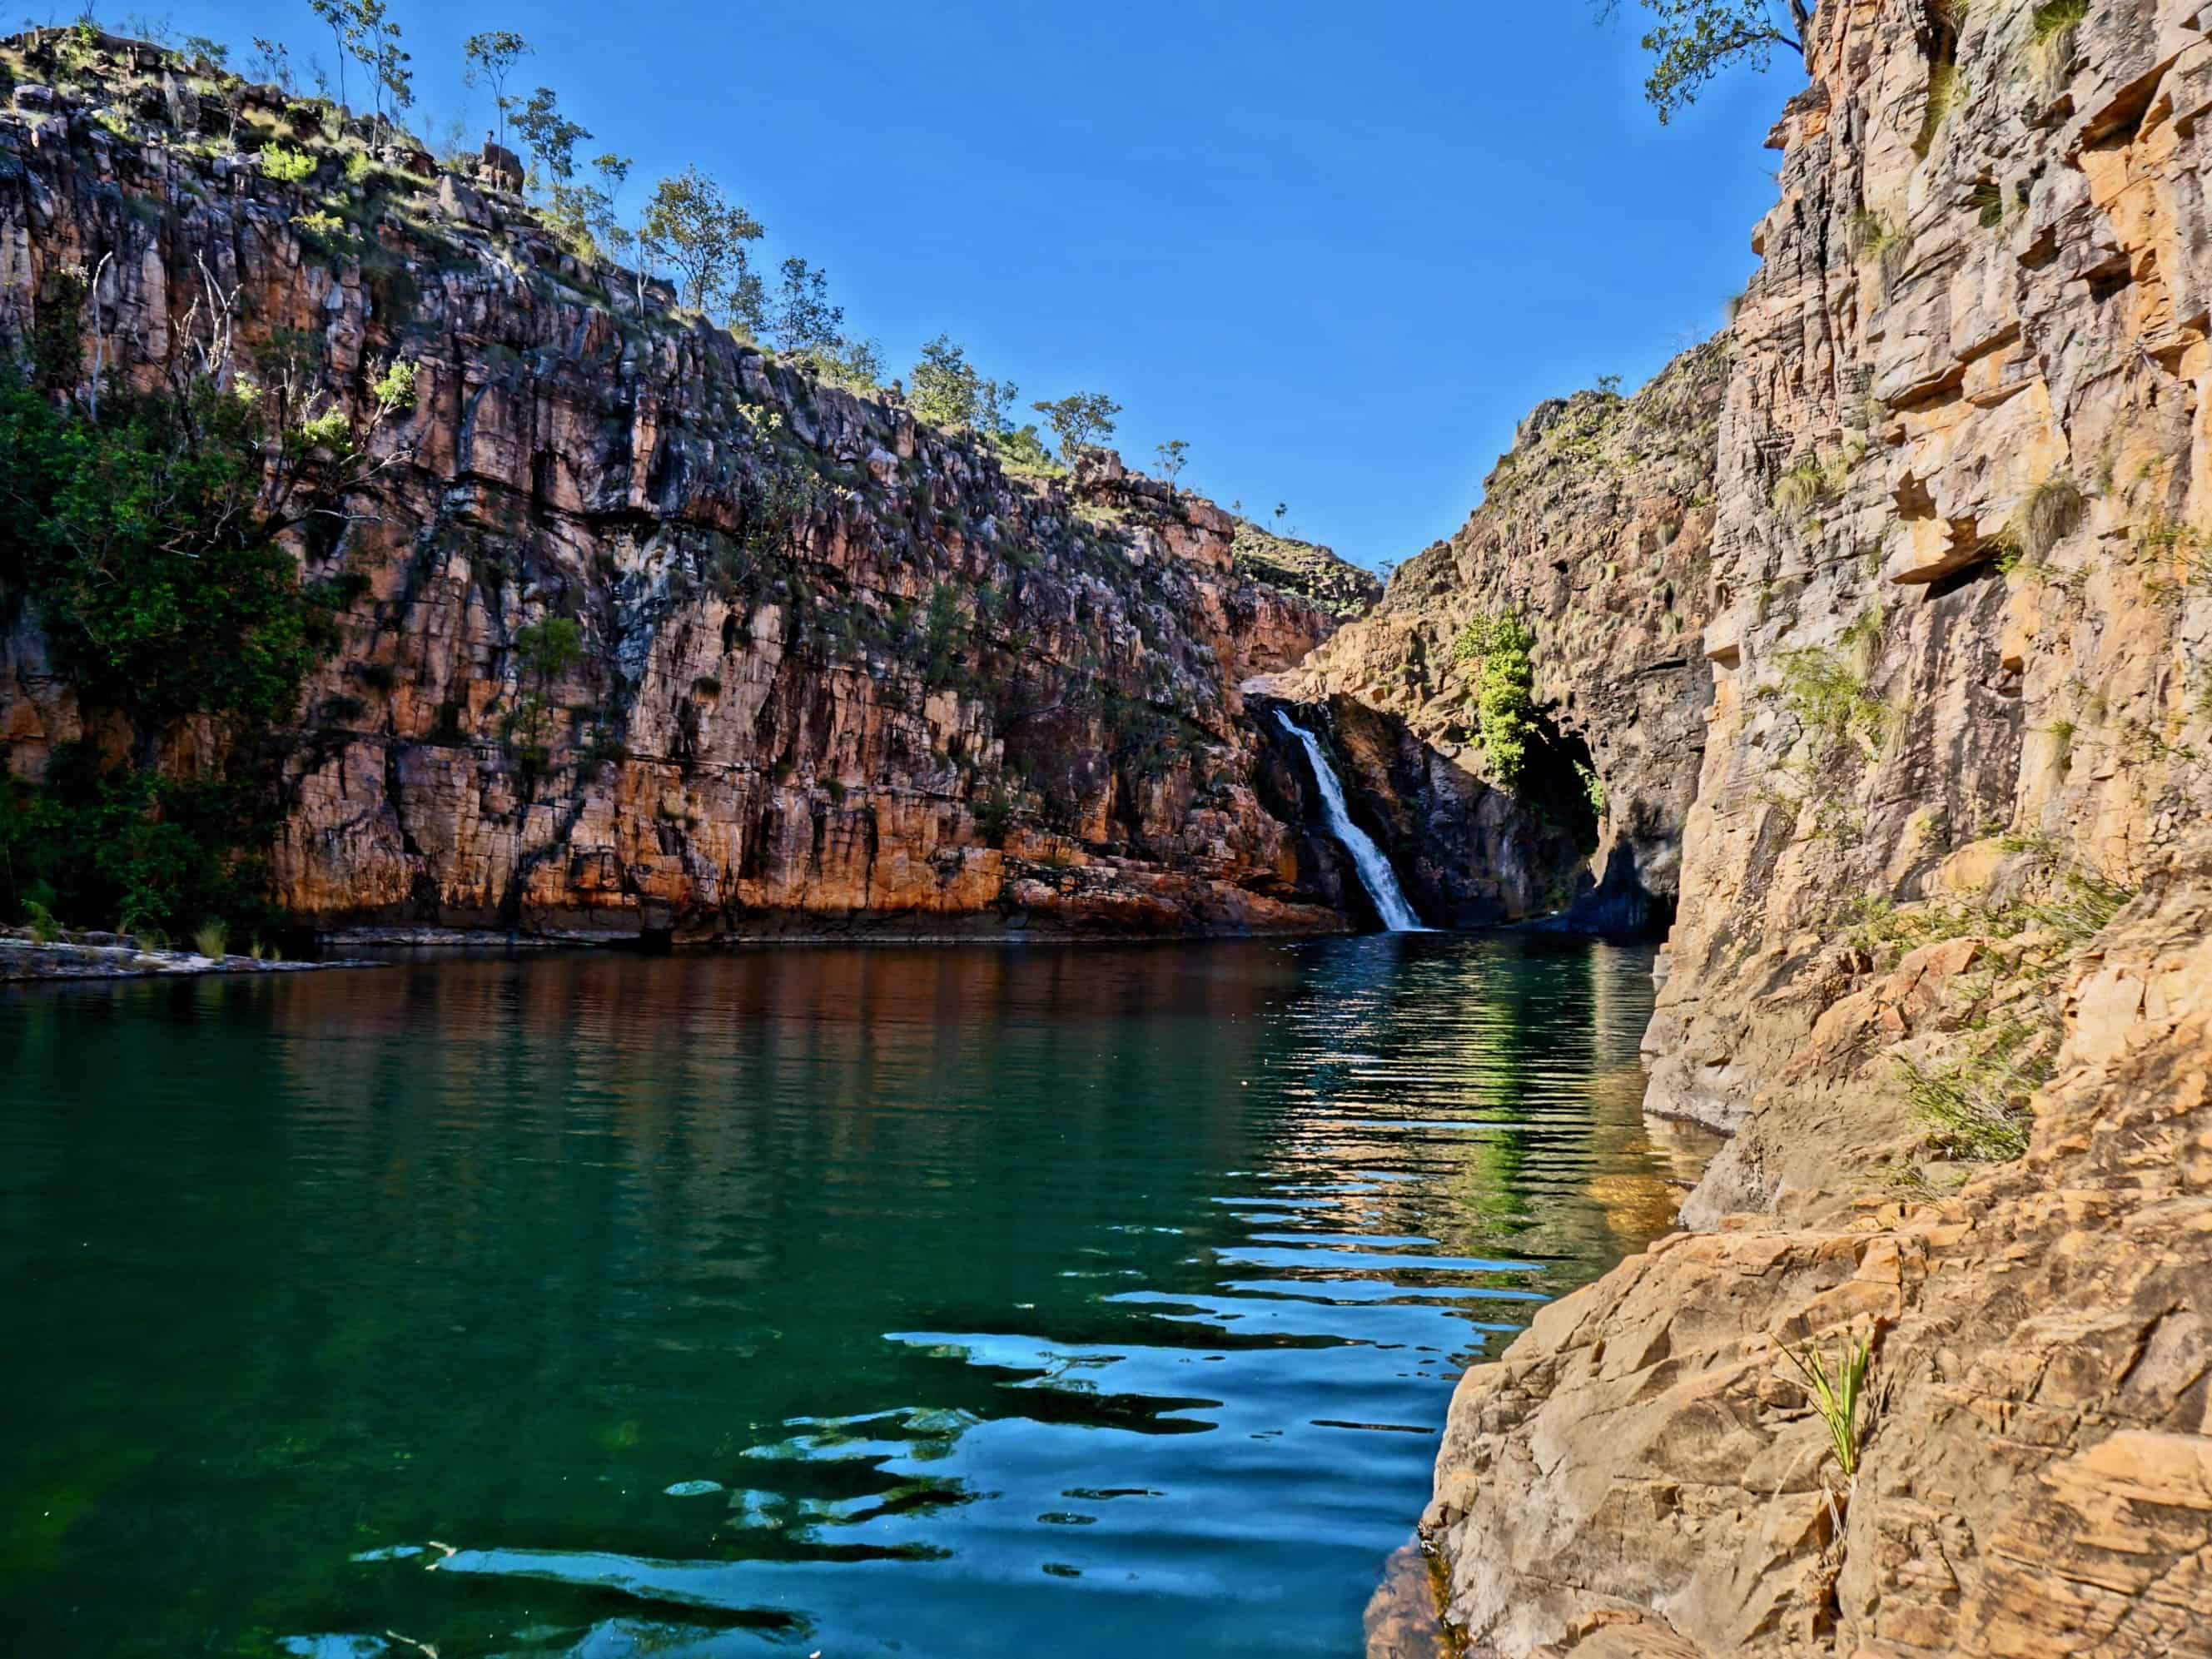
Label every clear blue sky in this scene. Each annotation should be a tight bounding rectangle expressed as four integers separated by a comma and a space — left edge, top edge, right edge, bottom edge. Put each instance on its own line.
119, 0, 1797, 569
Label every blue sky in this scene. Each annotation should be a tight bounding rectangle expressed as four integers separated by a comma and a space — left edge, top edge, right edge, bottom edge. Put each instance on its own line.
120, 0, 1797, 569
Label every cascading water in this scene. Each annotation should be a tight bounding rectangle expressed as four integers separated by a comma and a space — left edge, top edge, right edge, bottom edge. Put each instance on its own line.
1274, 711, 1428, 932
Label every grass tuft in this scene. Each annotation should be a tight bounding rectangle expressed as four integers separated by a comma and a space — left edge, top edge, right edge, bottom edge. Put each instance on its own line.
1784, 1329, 1873, 1481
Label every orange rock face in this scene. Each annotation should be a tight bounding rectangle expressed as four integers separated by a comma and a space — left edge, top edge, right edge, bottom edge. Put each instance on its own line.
0, 48, 1369, 940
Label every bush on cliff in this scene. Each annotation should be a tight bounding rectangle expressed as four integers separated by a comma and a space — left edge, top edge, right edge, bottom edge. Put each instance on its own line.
0, 319, 405, 930
1454, 612, 1538, 785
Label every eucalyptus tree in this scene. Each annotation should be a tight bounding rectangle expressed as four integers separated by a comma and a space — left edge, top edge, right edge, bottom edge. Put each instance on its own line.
1594, 0, 1812, 122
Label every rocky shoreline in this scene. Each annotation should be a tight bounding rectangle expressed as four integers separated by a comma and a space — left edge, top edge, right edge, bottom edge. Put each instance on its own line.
0, 928, 383, 981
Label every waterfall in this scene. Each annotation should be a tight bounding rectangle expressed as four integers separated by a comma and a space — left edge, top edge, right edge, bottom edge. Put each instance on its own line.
1274, 711, 1427, 933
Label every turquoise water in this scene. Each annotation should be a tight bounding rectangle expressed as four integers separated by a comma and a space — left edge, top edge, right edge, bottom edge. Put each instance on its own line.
0, 933, 1702, 1657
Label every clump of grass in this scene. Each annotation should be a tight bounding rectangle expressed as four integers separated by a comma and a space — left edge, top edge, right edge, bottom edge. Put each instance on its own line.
2017, 474, 2086, 561
1967, 178, 2005, 228
193, 919, 229, 960
1773, 450, 1851, 519
1776, 645, 1890, 758
1914, 61, 1966, 157
23, 899, 62, 945
2026, 0, 2090, 85
1902, 1039, 2037, 1162
2021, 867, 2131, 944
1784, 1329, 1874, 1481
259, 142, 317, 182
2032, 0, 2091, 37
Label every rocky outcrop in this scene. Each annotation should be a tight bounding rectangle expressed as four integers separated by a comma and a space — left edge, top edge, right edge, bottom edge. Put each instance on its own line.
1429, 837, 2212, 1657
1230, 521, 1386, 618
1286, 340, 1726, 933
1423, 2, 2212, 1652
0, 32, 1374, 941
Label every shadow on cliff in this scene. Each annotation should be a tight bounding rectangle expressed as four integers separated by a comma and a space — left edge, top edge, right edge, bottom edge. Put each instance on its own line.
1252, 693, 1668, 937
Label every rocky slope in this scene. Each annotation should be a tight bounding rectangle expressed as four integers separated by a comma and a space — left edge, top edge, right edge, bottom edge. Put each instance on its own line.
0, 30, 1375, 941
1419, 1, 2212, 1652
1285, 341, 1725, 932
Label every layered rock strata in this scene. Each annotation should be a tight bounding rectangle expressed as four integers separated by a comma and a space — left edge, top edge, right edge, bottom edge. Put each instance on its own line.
1424, 2, 2212, 1652
1286, 341, 1726, 932
0, 32, 1373, 940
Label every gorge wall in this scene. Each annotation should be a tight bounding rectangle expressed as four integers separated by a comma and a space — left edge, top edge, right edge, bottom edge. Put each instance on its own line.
0, 29, 1384, 941
1409, 2, 2212, 1653
1285, 341, 1726, 933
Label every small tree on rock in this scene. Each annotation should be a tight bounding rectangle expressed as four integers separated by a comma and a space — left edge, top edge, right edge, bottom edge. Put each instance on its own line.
462, 30, 529, 151
1595, 0, 1812, 123
1031, 391, 1121, 464
512, 86, 589, 189
639, 165, 767, 325
1154, 439, 1189, 492
769, 257, 843, 356
909, 334, 982, 429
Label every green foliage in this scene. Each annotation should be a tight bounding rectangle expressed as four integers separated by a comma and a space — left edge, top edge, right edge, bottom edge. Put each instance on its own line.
260, 142, 318, 182
1031, 391, 1121, 463
1775, 645, 1888, 759
512, 85, 589, 186
546, 155, 633, 262
371, 358, 417, 414
513, 615, 583, 681
1454, 612, 1537, 785
1153, 438, 1190, 489
1914, 59, 1965, 158
0, 746, 290, 936
1575, 761, 1608, 820
639, 165, 765, 325
992, 422, 1056, 475
973, 782, 1015, 847
1782, 1329, 1872, 1480
918, 582, 970, 689
768, 256, 843, 356
460, 29, 530, 151
1901, 1046, 2036, 1162
908, 333, 982, 429
193, 918, 229, 959
1773, 450, 1850, 517
1597, 0, 1811, 124
292, 208, 348, 242
2031, 0, 2090, 42
809, 335, 884, 392
0, 373, 336, 731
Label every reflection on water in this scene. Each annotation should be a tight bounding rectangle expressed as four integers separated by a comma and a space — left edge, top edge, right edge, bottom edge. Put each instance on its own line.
0, 933, 1707, 1657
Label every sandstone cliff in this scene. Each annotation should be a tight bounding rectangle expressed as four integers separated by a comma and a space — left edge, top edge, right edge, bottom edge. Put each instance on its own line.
1419, 1, 2212, 1652
1285, 340, 1725, 931
0, 31, 1374, 941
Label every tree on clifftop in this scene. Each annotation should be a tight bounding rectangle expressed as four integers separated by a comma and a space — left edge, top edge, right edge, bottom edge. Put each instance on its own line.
640, 166, 767, 327
1031, 392, 1121, 464
462, 31, 530, 151
1596, 0, 1812, 122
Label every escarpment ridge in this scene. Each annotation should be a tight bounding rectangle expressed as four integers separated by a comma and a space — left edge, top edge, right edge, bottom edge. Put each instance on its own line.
1376, 0, 2212, 1652
0, 28, 1397, 941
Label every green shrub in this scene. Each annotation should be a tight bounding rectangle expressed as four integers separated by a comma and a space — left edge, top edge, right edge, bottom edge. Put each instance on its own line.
919, 582, 970, 690
1776, 646, 1889, 758
1901, 1046, 2035, 1161
259, 143, 317, 182
1454, 612, 1537, 785
193, 919, 229, 960
513, 616, 584, 681
1576, 761, 1607, 820
1783, 1330, 1873, 1481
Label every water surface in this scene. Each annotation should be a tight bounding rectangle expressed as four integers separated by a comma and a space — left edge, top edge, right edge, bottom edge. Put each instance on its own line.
0, 933, 1707, 1656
